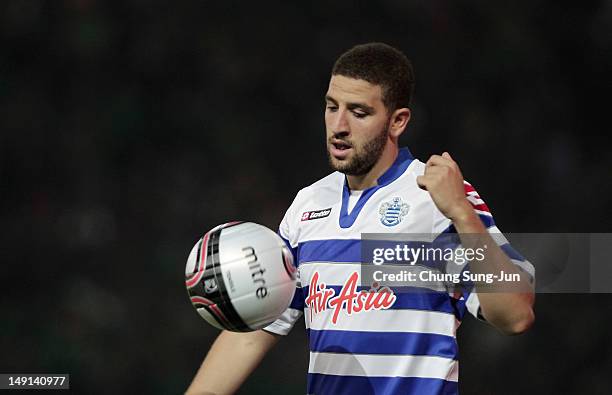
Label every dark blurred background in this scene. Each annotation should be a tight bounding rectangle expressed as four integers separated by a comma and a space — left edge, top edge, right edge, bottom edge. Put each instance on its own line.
1, 0, 611, 393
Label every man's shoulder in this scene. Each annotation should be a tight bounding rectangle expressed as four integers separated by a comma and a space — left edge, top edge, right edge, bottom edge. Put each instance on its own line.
407, 158, 426, 176
293, 171, 343, 200
279, 172, 342, 230
303, 171, 344, 191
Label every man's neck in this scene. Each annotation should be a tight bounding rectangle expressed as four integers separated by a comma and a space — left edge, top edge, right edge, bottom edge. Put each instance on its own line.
346, 145, 399, 191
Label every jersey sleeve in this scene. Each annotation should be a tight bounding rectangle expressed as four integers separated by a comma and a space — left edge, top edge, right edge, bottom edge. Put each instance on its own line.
262, 193, 305, 336
435, 181, 535, 321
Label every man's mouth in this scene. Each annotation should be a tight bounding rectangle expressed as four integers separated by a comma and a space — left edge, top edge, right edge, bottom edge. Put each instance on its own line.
329, 140, 353, 159
332, 141, 352, 151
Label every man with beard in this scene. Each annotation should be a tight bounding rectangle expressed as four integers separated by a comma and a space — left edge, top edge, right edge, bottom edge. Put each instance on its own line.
186, 43, 535, 395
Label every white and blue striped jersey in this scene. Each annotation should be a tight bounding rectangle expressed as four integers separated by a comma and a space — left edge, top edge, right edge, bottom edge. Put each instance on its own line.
264, 148, 534, 395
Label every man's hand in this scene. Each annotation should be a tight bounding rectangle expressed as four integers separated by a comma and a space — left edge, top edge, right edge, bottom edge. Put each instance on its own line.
416, 152, 474, 222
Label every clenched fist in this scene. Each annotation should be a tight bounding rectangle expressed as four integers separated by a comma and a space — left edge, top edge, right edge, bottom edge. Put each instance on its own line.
416, 152, 474, 222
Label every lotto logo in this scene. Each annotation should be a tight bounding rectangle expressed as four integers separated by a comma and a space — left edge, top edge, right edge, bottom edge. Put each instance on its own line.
301, 208, 332, 221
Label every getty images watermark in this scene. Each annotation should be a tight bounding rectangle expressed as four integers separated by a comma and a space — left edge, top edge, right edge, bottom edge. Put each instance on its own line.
370, 242, 521, 285
360, 233, 612, 293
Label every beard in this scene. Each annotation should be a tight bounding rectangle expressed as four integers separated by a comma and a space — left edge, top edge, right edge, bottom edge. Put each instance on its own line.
327, 126, 389, 176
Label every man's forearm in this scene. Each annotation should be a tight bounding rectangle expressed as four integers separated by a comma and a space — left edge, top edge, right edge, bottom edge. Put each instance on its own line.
452, 206, 535, 335
186, 329, 280, 395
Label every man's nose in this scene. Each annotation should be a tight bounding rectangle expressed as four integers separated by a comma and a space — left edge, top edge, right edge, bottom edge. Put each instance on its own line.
331, 109, 350, 135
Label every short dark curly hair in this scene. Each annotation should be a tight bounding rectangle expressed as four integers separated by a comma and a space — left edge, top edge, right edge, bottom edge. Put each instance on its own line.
332, 43, 415, 112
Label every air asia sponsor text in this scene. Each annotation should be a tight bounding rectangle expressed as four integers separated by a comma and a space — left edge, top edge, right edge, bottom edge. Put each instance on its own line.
305, 271, 396, 324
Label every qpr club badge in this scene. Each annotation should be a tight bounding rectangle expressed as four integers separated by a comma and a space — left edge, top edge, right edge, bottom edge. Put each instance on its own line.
379, 197, 410, 227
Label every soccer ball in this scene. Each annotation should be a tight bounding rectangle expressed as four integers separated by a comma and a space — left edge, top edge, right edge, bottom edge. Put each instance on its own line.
185, 221, 297, 331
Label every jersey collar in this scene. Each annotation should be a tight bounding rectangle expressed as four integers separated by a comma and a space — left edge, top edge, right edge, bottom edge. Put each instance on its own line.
339, 147, 414, 228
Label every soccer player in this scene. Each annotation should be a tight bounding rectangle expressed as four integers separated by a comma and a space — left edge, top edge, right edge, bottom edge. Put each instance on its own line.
186, 43, 535, 395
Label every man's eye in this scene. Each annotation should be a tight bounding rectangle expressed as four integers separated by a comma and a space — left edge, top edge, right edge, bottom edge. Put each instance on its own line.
353, 111, 367, 118
326, 106, 338, 112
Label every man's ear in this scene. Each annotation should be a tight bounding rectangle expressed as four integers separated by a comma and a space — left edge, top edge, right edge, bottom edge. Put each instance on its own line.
389, 107, 411, 138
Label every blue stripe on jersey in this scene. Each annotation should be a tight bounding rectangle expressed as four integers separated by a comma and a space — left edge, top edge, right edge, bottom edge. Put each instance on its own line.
308, 329, 458, 359
477, 213, 495, 228
299, 239, 361, 263
307, 374, 458, 395
289, 286, 305, 310
302, 284, 463, 318
500, 243, 526, 261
